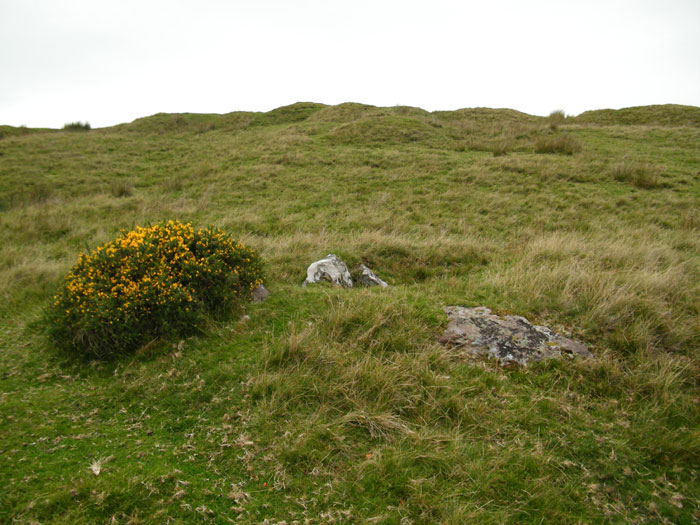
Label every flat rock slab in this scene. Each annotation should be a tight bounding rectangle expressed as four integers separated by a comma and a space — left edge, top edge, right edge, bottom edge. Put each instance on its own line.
439, 306, 592, 366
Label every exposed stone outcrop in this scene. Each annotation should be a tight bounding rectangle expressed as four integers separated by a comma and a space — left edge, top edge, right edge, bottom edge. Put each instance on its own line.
439, 306, 591, 366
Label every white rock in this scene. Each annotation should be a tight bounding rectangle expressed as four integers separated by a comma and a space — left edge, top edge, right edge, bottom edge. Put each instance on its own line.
357, 264, 388, 287
303, 254, 353, 288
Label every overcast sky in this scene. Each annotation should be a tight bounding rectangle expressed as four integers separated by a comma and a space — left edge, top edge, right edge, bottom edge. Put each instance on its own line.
1, 0, 699, 128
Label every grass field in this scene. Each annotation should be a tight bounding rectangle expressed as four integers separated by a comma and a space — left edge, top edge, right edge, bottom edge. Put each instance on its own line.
1, 102, 699, 523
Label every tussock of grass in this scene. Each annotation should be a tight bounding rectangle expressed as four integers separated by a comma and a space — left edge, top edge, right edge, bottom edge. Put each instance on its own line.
109, 178, 133, 197
492, 138, 509, 157
481, 232, 697, 354
610, 158, 666, 189
548, 109, 566, 131
534, 133, 582, 155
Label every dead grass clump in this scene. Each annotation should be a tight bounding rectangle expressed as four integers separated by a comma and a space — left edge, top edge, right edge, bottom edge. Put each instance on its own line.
534, 134, 582, 155
680, 211, 699, 231
483, 232, 698, 356
492, 139, 509, 157
548, 110, 566, 131
162, 176, 183, 192
110, 179, 134, 197
610, 159, 665, 189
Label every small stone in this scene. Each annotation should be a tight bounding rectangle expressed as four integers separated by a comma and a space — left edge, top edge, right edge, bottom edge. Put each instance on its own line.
252, 284, 269, 302
357, 264, 388, 287
303, 254, 353, 288
439, 306, 592, 366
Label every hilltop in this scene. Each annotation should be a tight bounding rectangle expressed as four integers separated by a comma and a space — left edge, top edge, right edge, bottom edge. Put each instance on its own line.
575, 104, 700, 127
108, 102, 700, 132
0, 102, 699, 523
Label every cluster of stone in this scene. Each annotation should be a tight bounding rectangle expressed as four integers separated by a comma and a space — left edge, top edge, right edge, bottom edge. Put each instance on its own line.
255, 259, 593, 367
302, 254, 388, 288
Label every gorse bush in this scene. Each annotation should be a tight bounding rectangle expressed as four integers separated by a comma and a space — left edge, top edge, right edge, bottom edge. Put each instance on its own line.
63, 121, 91, 131
48, 221, 263, 358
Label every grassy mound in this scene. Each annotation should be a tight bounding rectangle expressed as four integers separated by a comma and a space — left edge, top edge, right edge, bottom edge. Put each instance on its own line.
0, 125, 54, 140
575, 104, 700, 126
252, 102, 327, 126
327, 115, 444, 146
433, 107, 540, 126
115, 112, 257, 134
306, 102, 380, 123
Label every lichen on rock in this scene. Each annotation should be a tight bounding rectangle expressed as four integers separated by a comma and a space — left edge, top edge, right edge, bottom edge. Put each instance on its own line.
439, 306, 591, 366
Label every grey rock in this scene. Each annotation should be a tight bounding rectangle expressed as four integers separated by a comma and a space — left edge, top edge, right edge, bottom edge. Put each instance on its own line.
252, 284, 269, 303
357, 264, 388, 287
439, 306, 591, 366
303, 254, 353, 288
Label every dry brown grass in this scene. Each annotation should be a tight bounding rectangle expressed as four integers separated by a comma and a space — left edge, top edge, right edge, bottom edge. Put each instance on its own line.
548, 109, 566, 131
534, 133, 582, 155
482, 231, 697, 354
610, 158, 665, 189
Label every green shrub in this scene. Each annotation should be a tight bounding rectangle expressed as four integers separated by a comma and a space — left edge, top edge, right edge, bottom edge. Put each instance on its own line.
63, 121, 91, 131
47, 220, 263, 358
534, 134, 582, 155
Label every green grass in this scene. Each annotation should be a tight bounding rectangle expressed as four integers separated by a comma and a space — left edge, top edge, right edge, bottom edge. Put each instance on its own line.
1, 102, 699, 523
575, 104, 700, 127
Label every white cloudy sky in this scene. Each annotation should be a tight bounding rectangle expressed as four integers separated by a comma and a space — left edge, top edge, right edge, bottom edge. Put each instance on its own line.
1, 0, 699, 128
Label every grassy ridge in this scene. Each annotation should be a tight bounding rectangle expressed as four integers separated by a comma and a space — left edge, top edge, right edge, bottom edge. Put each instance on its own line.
0, 103, 699, 523
576, 104, 700, 127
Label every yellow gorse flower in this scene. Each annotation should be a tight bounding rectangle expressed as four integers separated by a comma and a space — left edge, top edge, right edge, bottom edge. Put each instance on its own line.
49, 220, 263, 357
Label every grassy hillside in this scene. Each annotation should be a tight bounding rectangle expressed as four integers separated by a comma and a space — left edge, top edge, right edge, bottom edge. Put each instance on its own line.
575, 104, 700, 127
1, 102, 699, 523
